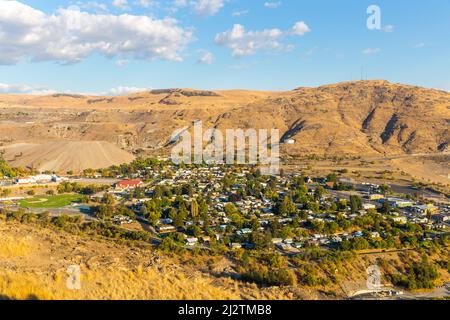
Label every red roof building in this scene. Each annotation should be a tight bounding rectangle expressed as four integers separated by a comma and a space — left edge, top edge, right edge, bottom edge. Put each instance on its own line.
115, 179, 143, 190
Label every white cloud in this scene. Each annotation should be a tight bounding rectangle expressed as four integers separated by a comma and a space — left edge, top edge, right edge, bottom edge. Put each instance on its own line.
171, 0, 225, 16
215, 22, 310, 57
229, 62, 253, 71
215, 24, 283, 57
0, 82, 151, 96
197, 50, 214, 64
304, 46, 318, 57
264, 1, 282, 9
363, 48, 381, 55
191, 0, 225, 16
105, 86, 150, 95
441, 83, 450, 92
232, 10, 248, 17
383, 24, 395, 32
0, 1, 193, 65
0, 83, 56, 95
135, 0, 159, 8
76, 2, 109, 13
173, 0, 188, 7
112, 0, 129, 10
414, 42, 425, 48
291, 21, 311, 36
115, 59, 130, 66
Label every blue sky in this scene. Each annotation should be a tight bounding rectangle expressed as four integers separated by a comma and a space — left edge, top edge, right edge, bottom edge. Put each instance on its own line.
0, 0, 449, 95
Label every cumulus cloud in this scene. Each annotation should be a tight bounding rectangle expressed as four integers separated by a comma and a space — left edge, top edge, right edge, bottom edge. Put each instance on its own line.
115, 59, 130, 66
197, 50, 214, 64
76, 1, 109, 13
173, 0, 188, 7
264, 1, 282, 9
215, 22, 310, 57
172, 0, 225, 16
192, 0, 225, 16
0, 83, 56, 95
135, 0, 159, 8
304, 46, 318, 57
232, 10, 248, 17
291, 21, 311, 36
0, 1, 193, 65
0, 82, 151, 96
363, 48, 381, 55
414, 42, 425, 49
105, 86, 150, 95
112, 0, 129, 10
383, 24, 395, 32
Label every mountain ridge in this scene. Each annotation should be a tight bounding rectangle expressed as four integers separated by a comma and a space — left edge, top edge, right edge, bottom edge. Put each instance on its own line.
0, 80, 448, 171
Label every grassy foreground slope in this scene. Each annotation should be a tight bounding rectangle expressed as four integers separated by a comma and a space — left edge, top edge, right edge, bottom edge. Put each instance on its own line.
0, 219, 448, 300
0, 221, 301, 300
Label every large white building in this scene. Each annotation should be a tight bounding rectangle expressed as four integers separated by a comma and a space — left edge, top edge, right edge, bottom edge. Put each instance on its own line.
15, 174, 66, 185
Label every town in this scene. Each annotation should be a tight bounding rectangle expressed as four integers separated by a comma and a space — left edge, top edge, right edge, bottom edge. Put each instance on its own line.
1, 157, 449, 257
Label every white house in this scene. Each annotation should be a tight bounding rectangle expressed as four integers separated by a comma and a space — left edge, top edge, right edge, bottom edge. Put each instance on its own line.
185, 238, 198, 246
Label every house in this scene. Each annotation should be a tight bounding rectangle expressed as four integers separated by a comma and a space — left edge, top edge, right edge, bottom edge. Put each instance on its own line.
112, 215, 133, 225
230, 243, 242, 250
392, 216, 407, 224
387, 198, 413, 208
271, 238, 283, 244
283, 139, 295, 144
156, 225, 176, 234
353, 231, 363, 238
185, 238, 198, 246
370, 231, 381, 239
159, 218, 173, 225
15, 177, 35, 185
363, 203, 376, 210
276, 243, 292, 251
368, 194, 384, 201
237, 228, 252, 236
15, 174, 54, 185
412, 204, 439, 215
115, 179, 143, 190
325, 181, 335, 189
52, 175, 68, 183
331, 236, 343, 243
431, 214, 449, 223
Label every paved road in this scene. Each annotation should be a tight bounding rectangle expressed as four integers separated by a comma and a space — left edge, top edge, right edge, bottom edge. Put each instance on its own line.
351, 283, 450, 300
365, 152, 450, 162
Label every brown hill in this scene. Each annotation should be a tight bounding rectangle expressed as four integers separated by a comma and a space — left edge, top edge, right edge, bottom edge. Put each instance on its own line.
0, 141, 134, 173
0, 81, 448, 163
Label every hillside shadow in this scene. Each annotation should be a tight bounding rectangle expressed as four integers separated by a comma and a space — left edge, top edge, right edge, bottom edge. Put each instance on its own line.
0, 294, 40, 300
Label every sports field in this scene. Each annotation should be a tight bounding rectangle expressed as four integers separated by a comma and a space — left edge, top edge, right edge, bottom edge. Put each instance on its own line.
18, 194, 83, 208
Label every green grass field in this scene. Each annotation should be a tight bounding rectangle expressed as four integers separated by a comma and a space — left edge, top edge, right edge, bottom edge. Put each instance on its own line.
18, 194, 83, 209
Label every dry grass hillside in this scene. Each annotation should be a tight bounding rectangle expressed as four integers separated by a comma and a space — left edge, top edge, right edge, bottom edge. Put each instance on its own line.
0, 141, 134, 173
1, 220, 448, 300
0, 221, 316, 300
0, 80, 448, 172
